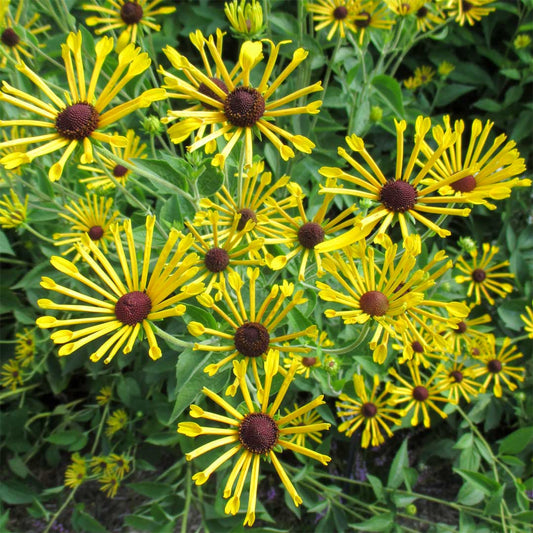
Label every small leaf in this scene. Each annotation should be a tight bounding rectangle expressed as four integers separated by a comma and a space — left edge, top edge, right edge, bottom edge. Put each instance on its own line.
454, 469, 500, 496
387, 439, 409, 489
0, 230, 14, 256
45, 430, 83, 447
371, 75, 405, 118
350, 512, 394, 531
128, 482, 173, 499
498, 427, 533, 455
197, 166, 224, 197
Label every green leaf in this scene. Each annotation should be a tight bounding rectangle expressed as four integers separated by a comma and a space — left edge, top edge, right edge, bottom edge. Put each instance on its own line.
371, 75, 405, 118
197, 166, 224, 197
132, 158, 187, 191
456, 481, 484, 506
454, 469, 500, 496
128, 482, 173, 499
498, 427, 533, 455
473, 98, 501, 112
0, 230, 14, 256
367, 474, 384, 500
145, 432, 181, 446
350, 512, 394, 531
45, 430, 84, 447
387, 439, 409, 489
71, 506, 109, 533
0, 480, 37, 504
8, 456, 30, 479
435, 84, 476, 107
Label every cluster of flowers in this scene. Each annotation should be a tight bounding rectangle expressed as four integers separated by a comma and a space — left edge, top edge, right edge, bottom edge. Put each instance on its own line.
0, 0, 531, 527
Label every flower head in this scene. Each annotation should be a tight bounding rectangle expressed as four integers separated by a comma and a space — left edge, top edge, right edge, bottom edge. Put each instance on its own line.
514, 34, 531, 50
0, 31, 165, 180
96, 385, 113, 406
319, 117, 473, 240
188, 268, 315, 393
435, 358, 481, 403
37, 216, 204, 364
470, 337, 525, 397
14, 328, 36, 367
0, 0, 51, 67
454, 243, 514, 305
438, 61, 455, 77
0, 188, 27, 228
64, 454, 87, 488
0, 358, 24, 390
178, 350, 331, 526
446, 0, 496, 26
389, 363, 453, 427
305, 0, 359, 41
161, 33, 322, 168
83, 0, 176, 52
352, 1, 395, 45
225, 0, 265, 38
421, 116, 530, 209
106, 408, 128, 436
336, 374, 402, 447
263, 179, 365, 280
99, 471, 121, 497
520, 303, 533, 339
78, 130, 147, 190
53, 193, 121, 261
414, 2, 445, 31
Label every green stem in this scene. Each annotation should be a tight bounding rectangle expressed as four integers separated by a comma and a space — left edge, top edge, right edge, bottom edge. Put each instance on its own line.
90, 403, 110, 456
327, 322, 371, 355
22, 223, 56, 244
181, 463, 192, 533
43, 487, 79, 533
152, 324, 194, 349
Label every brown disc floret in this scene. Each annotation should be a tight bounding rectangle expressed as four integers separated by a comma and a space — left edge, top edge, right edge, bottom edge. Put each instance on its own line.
237, 208, 257, 231
204, 247, 230, 273
55, 103, 100, 140
1, 28, 20, 47
451, 175, 476, 193
224, 87, 265, 127
472, 268, 486, 283
115, 291, 152, 325
298, 222, 325, 249
359, 290, 390, 316
88, 226, 104, 241
380, 180, 418, 212
412, 385, 429, 401
198, 77, 229, 109
361, 402, 378, 418
234, 322, 270, 358
120, 1, 144, 24
238, 412, 279, 454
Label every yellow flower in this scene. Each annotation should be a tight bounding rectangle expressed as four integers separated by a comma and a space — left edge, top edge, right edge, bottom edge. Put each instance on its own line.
161, 32, 322, 168
0, 358, 23, 390
438, 61, 455, 77
263, 179, 366, 280
0, 31, 165, 181
105, 453, 131, 479
404, 76, 421, 90
283, 404, 328, 448
514, 34, 531, 49
185, 210, 264, 294
317, 234, 467, 363
106, 408, 128, 436
413, 65, 435, 85
98, 472, 121, 498
0, 127, 28, 177
319, 117, 473, 240
37, 216, 204, 364
53, 193, 121, 261
470, 337, 525, 398
520, 303, 533, 338
64, 454, 87, 488
96, 385, 113, 406
446, 0, 496, 26
389, 363, 453, 427
421, 116, 530, 209
225, 0, 264, 38
0, 188, 27, 228
0, 0, 51, 67
439, 312, 492, 357
78, 129, 147, 190
336, 374, 402, 447
14, 328, 36, 367
435, 358, 481, 403
306, 0, 359, 41
90, 455, 109, 474
414, 2, 446, 31
352, 1, 395, 45
188, 268, 316, 394
194, 160, 296, 269
454, 243, 514, 305
178, 350, 331, 526
83, 0, 176, 53
386, 0, 426, 16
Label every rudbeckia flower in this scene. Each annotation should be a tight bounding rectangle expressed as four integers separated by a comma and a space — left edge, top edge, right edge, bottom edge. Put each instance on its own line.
0, 31, 165, 181
178, 350, 331, 526
161, 33, 322, 168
